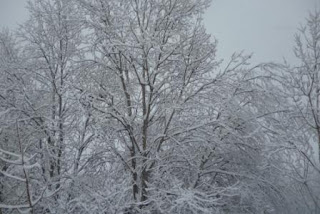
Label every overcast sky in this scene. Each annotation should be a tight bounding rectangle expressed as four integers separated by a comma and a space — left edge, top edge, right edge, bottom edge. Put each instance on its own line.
0, 0, 317, 64
204, 0, 317, 64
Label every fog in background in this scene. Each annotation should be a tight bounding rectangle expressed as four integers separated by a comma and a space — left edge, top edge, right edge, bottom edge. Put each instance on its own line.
0, 0, 317, 64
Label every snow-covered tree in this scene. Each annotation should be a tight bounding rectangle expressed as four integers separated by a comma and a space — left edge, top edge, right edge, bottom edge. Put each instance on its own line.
1, 1, 319, 213
269, 11, 320, 213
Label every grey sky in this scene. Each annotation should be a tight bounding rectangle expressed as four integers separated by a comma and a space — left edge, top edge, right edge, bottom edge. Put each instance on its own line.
0, 0, 28, 28
204, 0, 317, 64
0, 0, 317, 64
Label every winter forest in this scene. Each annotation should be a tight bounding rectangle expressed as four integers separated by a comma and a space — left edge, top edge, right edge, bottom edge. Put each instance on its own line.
0, 0, 320, 213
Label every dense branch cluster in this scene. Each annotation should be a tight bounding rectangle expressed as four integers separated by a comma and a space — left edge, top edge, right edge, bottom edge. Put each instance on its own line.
0, 0, 319, 213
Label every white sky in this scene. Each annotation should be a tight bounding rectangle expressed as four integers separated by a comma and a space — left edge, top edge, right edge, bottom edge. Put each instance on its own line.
0, 0, 318, 64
